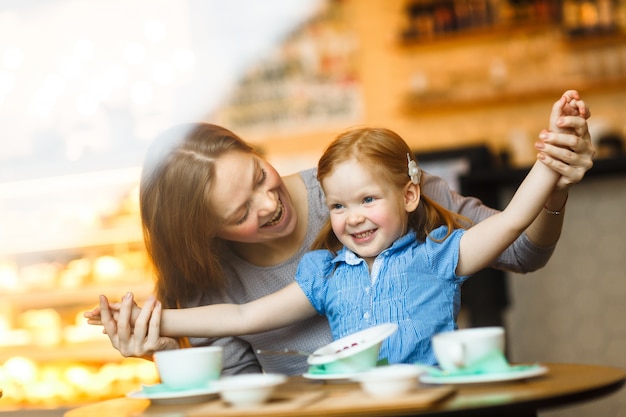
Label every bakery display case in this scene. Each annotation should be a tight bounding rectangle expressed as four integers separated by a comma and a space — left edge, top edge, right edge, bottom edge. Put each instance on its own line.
0, 168, 159, 409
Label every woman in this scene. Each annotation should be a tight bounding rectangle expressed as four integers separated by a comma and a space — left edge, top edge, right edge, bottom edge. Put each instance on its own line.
92, 122, 567, 368
91, 91, 593, 375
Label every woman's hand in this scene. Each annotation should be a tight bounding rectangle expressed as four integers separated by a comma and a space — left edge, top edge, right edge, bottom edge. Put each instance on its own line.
85, 292, 179, 358
536, 89, 595, 191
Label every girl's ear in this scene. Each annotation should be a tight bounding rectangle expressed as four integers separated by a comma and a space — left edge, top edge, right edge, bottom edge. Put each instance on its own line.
404, 182, 420, 213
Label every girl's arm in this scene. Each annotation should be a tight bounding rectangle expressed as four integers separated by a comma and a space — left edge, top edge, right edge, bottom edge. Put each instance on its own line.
159, 282, 318, 338
423, 91, 591, 274
457, 160, 559, 276
456, 92, 583, 276
522, 91, 590, 248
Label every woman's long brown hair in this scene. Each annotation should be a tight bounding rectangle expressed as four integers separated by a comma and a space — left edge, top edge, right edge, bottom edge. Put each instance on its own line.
312, 127, 471, 253
140, 123, 255, 309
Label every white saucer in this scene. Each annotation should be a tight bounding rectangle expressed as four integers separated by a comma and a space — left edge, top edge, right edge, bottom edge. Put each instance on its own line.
127, 384, 220, 405
420, 364, 548, 385
303, 371, 361, 381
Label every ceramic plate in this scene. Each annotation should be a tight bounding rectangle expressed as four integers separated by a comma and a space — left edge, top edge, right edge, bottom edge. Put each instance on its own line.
127, 384, 220, 405
420, 364, 548, 384
308, 323, 398, 365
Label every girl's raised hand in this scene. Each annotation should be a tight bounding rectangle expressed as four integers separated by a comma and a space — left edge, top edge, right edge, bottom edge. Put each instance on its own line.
537, 90, 594, 190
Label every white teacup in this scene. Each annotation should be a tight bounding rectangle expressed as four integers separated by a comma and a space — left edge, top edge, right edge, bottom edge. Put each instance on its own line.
431, 327, 505, 372
153, 346, 223, 389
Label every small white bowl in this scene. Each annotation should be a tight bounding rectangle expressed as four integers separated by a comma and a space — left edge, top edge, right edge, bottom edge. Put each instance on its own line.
352, 364, 424, 398
216, 373, 287, 408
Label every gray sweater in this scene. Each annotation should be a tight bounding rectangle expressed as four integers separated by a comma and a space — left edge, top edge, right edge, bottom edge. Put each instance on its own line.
186, 168, 553, 375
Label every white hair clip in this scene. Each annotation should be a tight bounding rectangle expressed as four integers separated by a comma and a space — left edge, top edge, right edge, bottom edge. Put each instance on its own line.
407, 153, 421, 185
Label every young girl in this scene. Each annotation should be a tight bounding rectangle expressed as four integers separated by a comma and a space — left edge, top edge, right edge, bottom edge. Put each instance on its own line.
92, 125, 560, 366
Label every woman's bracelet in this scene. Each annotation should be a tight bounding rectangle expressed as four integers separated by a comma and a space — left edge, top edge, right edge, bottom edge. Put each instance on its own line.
543, 195, 568, 215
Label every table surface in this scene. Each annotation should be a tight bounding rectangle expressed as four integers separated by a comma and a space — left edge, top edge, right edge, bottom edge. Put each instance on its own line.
64, 363, 626, 417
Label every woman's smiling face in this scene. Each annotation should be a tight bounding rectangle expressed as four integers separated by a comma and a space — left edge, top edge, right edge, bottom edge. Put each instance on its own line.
211, 151, 297, 243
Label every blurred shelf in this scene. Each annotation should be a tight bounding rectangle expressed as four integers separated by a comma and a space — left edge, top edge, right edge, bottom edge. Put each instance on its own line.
0, 224, 143, 256
0, 340, 135, 363
399, 19, 626, 50
403, 77, 626, 116
398, 17, 626, 116
398, 22, 557, 49
0, 281, 153, 310
560, 31, 626, 47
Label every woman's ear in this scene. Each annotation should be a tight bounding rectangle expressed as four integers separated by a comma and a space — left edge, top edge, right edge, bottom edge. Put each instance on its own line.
404, 182, 420, 213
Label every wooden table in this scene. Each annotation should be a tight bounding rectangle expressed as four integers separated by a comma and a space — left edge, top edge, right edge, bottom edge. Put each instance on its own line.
64, 363, 625, 417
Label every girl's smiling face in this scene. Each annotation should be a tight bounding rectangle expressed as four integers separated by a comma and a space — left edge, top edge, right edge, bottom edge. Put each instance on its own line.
211, 151, 297, 243
322, 158, 415, 264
